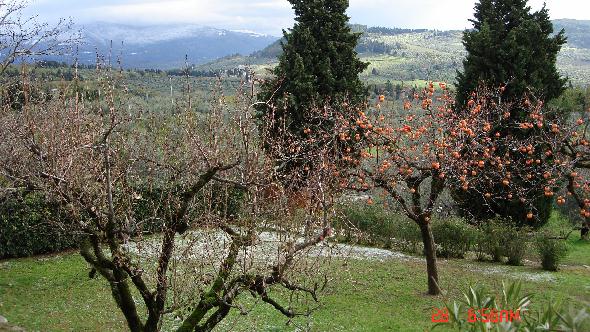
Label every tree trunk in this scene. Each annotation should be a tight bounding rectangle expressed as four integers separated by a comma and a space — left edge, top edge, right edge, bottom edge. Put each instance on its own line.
418, 221, 441, 295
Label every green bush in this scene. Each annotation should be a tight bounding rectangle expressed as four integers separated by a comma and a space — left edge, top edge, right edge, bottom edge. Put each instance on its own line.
392, 217, 422, 254
504, 225, 530, 266
335, 202, 421, 252
0, 193, 79, 259
131, 183, 246, 234
0, 182, 246, 259
535, 234, 568, 271
474, 221, 506, 262
474, 219, 530, 265
335, 202, 396, 247
431, 218, 476, 258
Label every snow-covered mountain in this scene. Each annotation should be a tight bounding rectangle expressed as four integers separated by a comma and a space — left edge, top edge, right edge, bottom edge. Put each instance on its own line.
73, 23, 277, 69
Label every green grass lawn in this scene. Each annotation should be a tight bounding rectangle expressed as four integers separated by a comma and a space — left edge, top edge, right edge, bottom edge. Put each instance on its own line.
1, 238, 588, 331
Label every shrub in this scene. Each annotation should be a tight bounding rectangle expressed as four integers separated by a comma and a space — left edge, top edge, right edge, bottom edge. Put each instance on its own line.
474, 220, 506, 262
334, 201, 421, 252
0, 193, 79, 259
504, 225, 530, 266
335, 202, 396, 247
431, 218, 476, 258
473, 219, 530, 264
131, 183, 246, 234
535, 234, 568, 271
393, 217, 422, 254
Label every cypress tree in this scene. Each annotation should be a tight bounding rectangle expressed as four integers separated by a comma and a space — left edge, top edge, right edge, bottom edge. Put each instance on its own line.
256, 0, 368, 181
454, 0, 567, 227
456, 0, 566, 106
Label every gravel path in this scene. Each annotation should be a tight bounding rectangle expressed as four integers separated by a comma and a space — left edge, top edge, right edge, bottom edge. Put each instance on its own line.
121, 230, 556, 283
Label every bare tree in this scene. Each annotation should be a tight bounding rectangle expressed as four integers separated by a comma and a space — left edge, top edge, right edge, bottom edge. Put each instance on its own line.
0, 64, 336, 331
0, 0, 77, 75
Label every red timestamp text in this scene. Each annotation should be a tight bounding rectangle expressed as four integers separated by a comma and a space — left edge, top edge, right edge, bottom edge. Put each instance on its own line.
431, 307, 522, 323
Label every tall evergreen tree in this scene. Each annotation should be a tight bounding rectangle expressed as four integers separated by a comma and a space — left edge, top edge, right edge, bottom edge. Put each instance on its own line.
256, 0, 368, 181
456, 0, 566, 106
454, 0, 567, 226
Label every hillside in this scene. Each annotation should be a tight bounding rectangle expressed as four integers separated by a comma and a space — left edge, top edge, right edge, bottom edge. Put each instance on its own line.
74, 23, 278, 69
553, 19, 590, 49
200, 20, 590, 86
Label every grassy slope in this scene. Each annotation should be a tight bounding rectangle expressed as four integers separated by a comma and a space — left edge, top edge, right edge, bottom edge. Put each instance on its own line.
1, 216, 588, 331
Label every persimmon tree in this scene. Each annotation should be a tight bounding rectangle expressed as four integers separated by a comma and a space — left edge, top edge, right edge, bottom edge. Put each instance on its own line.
455, 0, 567, 225
560, 112, 590, 240
0, 66, 336, 331
448, 88, 569, 228
336, 84, 570, 295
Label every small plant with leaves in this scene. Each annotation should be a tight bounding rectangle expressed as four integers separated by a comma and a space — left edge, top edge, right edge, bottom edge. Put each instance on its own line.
434, 281, 531, 331
435, 281, 589, 331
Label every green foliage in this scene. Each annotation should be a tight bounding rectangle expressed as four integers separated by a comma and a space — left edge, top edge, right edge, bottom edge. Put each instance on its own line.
255, 0, 368, 178
455, 188, 554, 229
456, 0, 566, 106
431, 218, 477, 258
474, 219, 530, 265
258, 0, 368, 114
0, 183, 245, 260
0, 80, 50, 111
435, 281, 530, 331
535, 233, 569, 271
436, 280, 589, 332
454, 0, 567, 227
204, 183, 247, 220
475, 220, 507, 262
131, 183, 246, 234
504, 225, 530, 266
549, 86, 590, 117
336, 202, 394, 247
334, 202, 421, 252
0, 193, 79, 259
393, 217, 423, 253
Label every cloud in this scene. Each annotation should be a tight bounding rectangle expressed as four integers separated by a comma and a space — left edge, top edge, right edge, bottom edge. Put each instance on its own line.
84, 0, 292, 35
25, 0, 590, 35
348, 0, 590, 30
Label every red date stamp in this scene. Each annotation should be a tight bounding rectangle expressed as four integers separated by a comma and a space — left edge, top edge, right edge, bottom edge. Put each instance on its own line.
431, 307, 521, 323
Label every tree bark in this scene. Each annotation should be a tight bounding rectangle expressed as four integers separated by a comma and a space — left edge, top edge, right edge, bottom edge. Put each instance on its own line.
418, 220, 441, 295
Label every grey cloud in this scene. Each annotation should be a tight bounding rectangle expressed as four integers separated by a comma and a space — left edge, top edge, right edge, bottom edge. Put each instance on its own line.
25, 0, 590, 35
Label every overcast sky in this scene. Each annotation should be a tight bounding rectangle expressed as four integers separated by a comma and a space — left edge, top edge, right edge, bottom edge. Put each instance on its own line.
25, 0, 590, 36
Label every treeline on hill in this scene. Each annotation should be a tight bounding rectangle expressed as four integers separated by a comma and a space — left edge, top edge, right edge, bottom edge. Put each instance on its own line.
349, 24, 429, 35
166, 66, 251, 79
367, 26, 429, 34
356, 39, 403, 54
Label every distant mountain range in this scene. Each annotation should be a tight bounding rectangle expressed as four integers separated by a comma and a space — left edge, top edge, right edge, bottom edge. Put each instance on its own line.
73, 23, 278, 69
553, 19, 590, 49
41, 20, 590, 86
